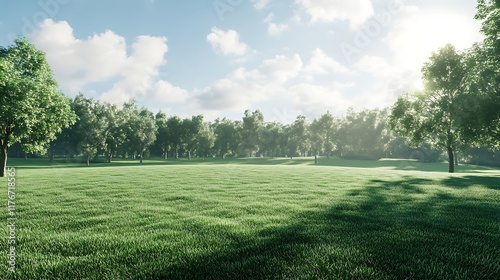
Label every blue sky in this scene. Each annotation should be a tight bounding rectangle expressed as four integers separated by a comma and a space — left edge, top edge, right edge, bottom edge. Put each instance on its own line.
0, 0, 483, 122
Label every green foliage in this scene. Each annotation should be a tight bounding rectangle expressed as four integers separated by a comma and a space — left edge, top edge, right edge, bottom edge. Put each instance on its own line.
213, 118, 241, 158
390, 45, 469, 172
0, 38, 76, 176
71, 94, 109, 165
309, 112, 336, 158
165, 115, 183, 159
197, 122, 216, 158
260, 122, 285, 158
338, 108, 389, 160
286, 115, 310, 158
475, 0, 500, 58
154, 111, 170, 159
241, 109, 264, 156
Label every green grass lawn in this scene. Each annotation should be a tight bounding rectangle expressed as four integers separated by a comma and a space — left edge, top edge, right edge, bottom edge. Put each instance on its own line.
1, 158, 499, 279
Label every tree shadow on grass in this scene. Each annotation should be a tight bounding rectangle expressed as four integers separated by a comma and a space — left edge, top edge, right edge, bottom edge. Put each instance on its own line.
440, 176, 500, 190
134, 176, 499, 280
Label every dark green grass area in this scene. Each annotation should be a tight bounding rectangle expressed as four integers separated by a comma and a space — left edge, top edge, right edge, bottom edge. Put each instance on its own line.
0, 159, 499, 279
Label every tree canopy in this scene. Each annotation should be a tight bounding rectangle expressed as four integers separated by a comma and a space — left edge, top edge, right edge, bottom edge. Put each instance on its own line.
0, 38, 76, 177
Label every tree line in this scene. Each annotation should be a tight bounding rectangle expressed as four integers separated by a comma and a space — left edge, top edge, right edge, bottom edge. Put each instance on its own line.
9, 94, 496, 171
43, 101, 400, 164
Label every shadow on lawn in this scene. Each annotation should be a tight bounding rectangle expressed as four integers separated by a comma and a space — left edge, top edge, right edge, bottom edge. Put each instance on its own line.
139, 176, 499, 280
441, 176, 500, 190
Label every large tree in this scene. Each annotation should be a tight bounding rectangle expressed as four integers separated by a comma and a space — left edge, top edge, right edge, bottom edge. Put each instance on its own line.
390, 44, 467, 173
0, 38, 76, 176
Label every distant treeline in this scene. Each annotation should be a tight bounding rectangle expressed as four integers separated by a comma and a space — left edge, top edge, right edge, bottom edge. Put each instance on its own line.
8, 93, 499, 167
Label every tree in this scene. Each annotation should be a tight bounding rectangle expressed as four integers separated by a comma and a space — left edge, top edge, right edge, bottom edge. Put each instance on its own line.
338, 108, 389, 160
133, 108, 157, 164
241, 110, 264, 157
120, 101, 157, 163
476, 0, 500, 58
260, 122, 284, 158
102, 102, 123, 163
389, 44, 467, 173
197, 122, 216, 159
213, 118, 241, 159
461, 44, 500, 148
464, 1, 500, 147
0, 38, 76, 177
155, 112, 170, 159
181, 115, 203, 160
71, 94, 108, 166
287, 116, 311, 159
309, 112, 336, 161
309, 119, 324, 164
166, 116, 183, 159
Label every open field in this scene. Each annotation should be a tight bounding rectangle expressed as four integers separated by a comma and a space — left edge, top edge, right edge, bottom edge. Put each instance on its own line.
1, 158, 499, 279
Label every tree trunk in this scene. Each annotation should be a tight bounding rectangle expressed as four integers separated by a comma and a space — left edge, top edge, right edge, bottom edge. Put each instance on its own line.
314, 155, 318, 164
447, 146, 455, 173
0, 142, 8, 177
188, 151, 191, 160
49, 146, 54, 163
175, 148, 179, 160
140, 151, 143, 164
108, 150, 113, 163
163, 151, 168, 160
86, 155, 90, 167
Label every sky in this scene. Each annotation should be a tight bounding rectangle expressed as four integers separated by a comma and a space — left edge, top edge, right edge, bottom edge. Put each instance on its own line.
0, 0, 484, 123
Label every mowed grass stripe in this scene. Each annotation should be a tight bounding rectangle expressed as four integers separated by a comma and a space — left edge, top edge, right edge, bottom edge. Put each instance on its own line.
1, 163, 499, 279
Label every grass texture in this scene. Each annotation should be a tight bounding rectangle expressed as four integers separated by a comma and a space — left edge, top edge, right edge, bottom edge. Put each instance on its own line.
0, 157, 499, 279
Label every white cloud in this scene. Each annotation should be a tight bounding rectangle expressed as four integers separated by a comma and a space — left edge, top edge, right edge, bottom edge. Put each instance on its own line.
97, 35, 168, 104
295, 0, 374, 27
150, 80, 189, 104
31, 19, 170, 106
207, 27, 252, 56
196, 53, 303, 111
268, 23, 289, 36
264, 12, 288, 36
251, 0, 270, 9
31, 19, 128, 92
194, 50, 354, 117
288, 83, 353, 116
259, 54, 303, 84
304, 48, 349, 79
